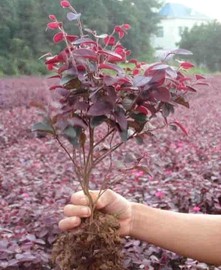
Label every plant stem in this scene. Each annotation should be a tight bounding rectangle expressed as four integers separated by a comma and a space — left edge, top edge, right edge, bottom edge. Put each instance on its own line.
94, 128, 115, 148
55, 135, 82, 182
94, 141, 123, 166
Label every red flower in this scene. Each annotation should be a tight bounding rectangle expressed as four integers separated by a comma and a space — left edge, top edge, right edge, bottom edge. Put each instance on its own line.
104, 35, 116, 46
53, 32, 64, 43
47, 22, 60, 30
60, 0, 70, 8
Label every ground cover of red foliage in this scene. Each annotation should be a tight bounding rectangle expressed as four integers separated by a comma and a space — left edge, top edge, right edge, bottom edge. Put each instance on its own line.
0, 75, 221, 269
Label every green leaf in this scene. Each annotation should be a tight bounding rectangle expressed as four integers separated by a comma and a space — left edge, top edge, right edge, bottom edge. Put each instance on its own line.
174, 97, 190, 108
130, 112, 147, 123
63, 126, 82, 146
135, 135, 144, 145
61, 76, 81, 90
119, 129, 128, 142
170, 124, 178, 131
31, 120, 54, 134
122, 96, 135, 110
63, 126, 77, 138
161, 103, 174, 117
61, 75, 75, 85
91, 115, 107, 128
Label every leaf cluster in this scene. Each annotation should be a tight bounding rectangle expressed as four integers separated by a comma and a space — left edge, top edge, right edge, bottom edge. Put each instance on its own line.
32, 1, 207, 204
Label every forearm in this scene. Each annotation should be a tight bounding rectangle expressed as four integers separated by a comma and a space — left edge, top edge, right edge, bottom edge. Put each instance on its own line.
130, 203, 221, 266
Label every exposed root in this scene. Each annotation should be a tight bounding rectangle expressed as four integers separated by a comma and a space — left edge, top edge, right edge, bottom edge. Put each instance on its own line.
52, 211, 124, 270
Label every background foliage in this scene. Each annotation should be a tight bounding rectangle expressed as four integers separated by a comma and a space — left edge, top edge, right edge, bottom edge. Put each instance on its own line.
178, 20, 221, 72
0, 0, 161, 76
1, 75, 221, 269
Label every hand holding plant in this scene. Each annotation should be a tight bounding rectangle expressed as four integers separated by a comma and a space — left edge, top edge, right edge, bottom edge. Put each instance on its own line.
59, 189, 132, 236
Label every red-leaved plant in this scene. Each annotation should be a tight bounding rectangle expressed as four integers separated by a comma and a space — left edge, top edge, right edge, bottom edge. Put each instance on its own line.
32, 1, 206, 269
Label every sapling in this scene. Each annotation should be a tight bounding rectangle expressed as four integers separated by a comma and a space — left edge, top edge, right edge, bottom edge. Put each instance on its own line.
32, 1, 205, 269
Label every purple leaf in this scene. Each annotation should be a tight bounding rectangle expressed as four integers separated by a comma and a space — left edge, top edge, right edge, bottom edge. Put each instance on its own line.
73, 37, 96, 45
74, 48, 98, 61
133, 75, 151, 87
67, 12, 81, 21
88, 101, 113, 116
99, 63, 125, 75
26, 234, 36, 241
152, 87, 171, 102
113, 107, 127, 130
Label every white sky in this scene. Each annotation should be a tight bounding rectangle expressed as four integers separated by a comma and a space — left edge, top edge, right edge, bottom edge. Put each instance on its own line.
167, 0, 221, 21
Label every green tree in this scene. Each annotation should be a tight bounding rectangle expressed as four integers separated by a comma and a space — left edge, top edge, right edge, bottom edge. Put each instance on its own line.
179, 21, 221, 72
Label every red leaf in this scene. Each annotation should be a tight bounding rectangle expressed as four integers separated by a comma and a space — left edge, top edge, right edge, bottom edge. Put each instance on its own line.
49, 85, 63, 91
45, 55, 64, 65
180, 61, 195, 69
129, 58, 138, 65
47, 22, 60, 29
49, 14, 56, 20
53, 32, 64, 43
133, 69, 139, 75
114, 26, 125, 38
60, 0, 70, 8
136, 106, 149, 115
47, 64, 55, 70
195, 74, 206, 80
66, 35, 78, 42
123, 24, 131, 30
104, 35, 116, 46
172, 121, 188, 135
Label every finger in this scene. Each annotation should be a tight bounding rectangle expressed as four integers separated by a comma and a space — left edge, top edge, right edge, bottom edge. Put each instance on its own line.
70, 190, 99, 205
70, 189, 114, 210
95, 189, 117, 209
64, 204, 91, 218
58, 216, 81, 231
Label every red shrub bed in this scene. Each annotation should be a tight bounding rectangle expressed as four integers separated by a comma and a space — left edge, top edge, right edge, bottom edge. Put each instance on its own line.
0, 75, 221, 269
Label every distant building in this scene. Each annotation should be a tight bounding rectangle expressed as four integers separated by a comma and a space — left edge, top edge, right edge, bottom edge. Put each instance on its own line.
152, 2, 212, 53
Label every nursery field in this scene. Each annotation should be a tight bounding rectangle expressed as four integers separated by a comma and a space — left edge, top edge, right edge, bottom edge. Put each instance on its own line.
0, 75, 221, 269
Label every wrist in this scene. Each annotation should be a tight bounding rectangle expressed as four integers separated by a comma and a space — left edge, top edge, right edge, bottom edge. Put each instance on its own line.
129, 202, 141, 237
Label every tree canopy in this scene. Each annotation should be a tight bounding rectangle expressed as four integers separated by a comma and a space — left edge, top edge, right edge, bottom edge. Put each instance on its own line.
178, 21, 221, 72
0, 0, 161, 75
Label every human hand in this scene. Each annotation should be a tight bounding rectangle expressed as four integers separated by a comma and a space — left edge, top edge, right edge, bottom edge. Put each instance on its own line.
59, 189, 133, 236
